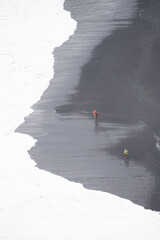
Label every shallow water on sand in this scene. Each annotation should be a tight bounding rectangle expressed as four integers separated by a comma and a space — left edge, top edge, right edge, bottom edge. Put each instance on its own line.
17, 0, 160, 211
18, 111, 155, 209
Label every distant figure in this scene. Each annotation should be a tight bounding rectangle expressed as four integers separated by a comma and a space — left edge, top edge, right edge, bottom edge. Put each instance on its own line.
92, 110, 99, 123
124, 148, 129, 159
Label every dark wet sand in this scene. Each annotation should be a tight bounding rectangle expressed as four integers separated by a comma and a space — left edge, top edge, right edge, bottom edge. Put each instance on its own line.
17, 0, 160, 211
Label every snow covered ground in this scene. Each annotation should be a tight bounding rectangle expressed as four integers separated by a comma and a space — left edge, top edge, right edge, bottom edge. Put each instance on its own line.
0, 0, 160, 239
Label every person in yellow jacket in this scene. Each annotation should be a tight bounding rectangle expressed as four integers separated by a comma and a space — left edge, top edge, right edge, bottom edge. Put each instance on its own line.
124, 148, 129, 158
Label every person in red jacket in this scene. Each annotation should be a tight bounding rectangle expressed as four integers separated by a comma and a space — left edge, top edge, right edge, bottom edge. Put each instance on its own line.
92, 110, 99, 123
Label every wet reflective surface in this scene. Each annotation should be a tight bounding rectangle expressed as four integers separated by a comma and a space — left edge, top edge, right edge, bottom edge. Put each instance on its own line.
18, 112, 155, 208
17, 0, 160, 211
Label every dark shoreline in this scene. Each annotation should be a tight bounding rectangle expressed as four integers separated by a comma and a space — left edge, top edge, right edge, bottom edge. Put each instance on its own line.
17, 0, 160, 211
59, 0, 160, 210
58, 0, 160, 127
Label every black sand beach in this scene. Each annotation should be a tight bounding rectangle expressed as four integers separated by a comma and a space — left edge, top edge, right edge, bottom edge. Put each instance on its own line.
17, 0, 160, 211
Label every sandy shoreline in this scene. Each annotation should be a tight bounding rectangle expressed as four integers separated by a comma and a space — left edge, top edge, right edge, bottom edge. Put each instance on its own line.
56, 0, 160, 210
17, 0, 160, 211
2, 1, 160, 239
